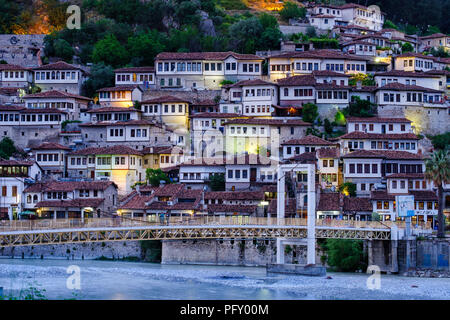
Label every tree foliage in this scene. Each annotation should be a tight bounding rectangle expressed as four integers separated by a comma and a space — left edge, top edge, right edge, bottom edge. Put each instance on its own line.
92, 34, 129, 68
344, 96, 376, 118
209, 174, 225, 191
425, 150, 450, 238
301, 103, 319, 123
401, 42, 414, 53
324, 239, 367, 272
279, 1, 306, 22
430, 132, 450, 150
339, 182, 357, 197
146, 168, 170, 187
81, 62, 115, 98
0, 137, 17, 160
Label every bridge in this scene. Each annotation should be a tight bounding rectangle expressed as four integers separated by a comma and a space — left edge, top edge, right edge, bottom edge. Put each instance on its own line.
0, 216, 396, 247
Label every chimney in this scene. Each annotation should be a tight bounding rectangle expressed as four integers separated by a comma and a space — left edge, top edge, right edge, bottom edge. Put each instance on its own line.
136, 184, 141, 195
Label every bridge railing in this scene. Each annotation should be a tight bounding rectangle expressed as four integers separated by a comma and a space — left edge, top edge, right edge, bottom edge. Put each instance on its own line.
0, 216, 410, 232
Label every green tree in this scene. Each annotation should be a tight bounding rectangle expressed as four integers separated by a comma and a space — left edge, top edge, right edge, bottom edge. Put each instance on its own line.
325, 239, 367, 272
92, 34, 129, 68
81, 63, 115, 98
334, 110, 346, 126
401, 42, 414, 53
0, 0, 20, 33
430, 46, 450, 58
0, 137, 17, 160
345, 96, 376, 117
324, 118, 333, 135
339, 182, 357, 197
209, 174, 225, 191
146, 168, 170, 187
228, 17, 264, 53
259, 13, 278, 29
425, 150, 450, 238
306, 26, 317, 38
430, 132, 450, 150
127, 30, 166, 67
53, 39, 74, 62
383, 19, 399, 30
301, 103, 318, 123
279, 2, 306, 22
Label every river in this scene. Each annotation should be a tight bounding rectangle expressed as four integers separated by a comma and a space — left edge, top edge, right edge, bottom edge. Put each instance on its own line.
0, 259, 449, 300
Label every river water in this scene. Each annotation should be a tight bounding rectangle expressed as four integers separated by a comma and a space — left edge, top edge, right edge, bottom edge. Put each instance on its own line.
0, 259, 449, 300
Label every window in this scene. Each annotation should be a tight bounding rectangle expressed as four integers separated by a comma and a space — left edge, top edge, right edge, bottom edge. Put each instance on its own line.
323, 160, 328, 167
349, 164, 355, 173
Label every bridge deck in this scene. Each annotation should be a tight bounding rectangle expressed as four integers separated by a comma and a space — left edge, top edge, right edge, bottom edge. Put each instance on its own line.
0, 217, 401, 246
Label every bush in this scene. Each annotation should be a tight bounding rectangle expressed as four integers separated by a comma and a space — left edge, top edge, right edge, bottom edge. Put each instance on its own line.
324, 239, 367, 272
279, 2, 306, 22
209, 174, 225, 191
430, 132, 450, 150
301, 103, 318, 123
339, 182, 357, 197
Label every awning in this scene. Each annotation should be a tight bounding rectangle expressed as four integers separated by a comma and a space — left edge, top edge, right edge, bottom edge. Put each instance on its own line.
19, 211, 36, 216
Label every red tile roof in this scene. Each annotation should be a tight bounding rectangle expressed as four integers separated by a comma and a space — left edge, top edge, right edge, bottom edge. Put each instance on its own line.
180, 157, 226, 166
227, 79, 275, 87
24, 90, 92, 101
35, 198, 104, 208
0, 87, 22, 95
24, 180, 116, 193
0, 159, 35, 166
284, 152, 316, 164
377, 82, 443, 93
419, 33, 448, 40
0, 105, 25, 111
342, 197, 372, 212
312, 70, 351, 77
33, 142, 71, 151
68, 146, 143, 156
277, 75, 316, 86
342, 150, 423, 160
316, 148, 340, 158
339, 131, 419, 140
156, 51, 263, 61
153, 184, 185, 197
371, 190, 438, 201
283, 135, 334, 146
269, 49, 368, 61
142, 146, 182, 155
0, 64, 31, 71
317, 192, 340, 211
34, 61, 83, 71
119, 192, 155, 210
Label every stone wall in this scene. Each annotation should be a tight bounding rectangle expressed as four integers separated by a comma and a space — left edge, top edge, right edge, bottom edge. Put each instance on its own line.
377, 105, 450, 135
161, 239, 327, 266
0, 241, 142, 260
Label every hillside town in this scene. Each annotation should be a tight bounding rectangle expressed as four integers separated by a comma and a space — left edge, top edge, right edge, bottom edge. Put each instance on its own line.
0, 1, 449, 235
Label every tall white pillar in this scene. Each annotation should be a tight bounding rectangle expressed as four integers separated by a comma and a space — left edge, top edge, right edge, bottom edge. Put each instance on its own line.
277, 166, 285, 226
306, 164, 316, 265
81, 209, 85, 224
276, 238, 285, 264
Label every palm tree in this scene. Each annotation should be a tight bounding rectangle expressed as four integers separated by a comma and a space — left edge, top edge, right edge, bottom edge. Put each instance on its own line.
425, 150, 450, 238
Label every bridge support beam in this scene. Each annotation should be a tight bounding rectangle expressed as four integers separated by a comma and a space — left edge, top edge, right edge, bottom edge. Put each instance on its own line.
390, 225, 399, 273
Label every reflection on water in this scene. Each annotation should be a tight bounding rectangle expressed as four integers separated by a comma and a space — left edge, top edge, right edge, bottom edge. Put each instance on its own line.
0, 259, 449, 300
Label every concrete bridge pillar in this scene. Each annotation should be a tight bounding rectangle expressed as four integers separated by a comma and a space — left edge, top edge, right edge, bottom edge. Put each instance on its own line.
276, 163, 316, 265
390, 225, 399, 273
